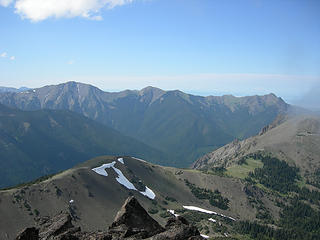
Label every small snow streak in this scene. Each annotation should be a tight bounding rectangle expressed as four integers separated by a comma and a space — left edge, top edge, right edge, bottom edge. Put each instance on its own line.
168, 209, 179, 217
117, 157, 124, 164
183, 206, 236, 221
140, 186, 156, 199
200, 234, 209, 239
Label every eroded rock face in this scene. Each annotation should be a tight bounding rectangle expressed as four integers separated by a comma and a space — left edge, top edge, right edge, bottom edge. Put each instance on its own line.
38, 213, 76, 239
109, 197, 164, 238
16, 197, 203, 240
149, 216, 203, 240
16, 227, 39, 240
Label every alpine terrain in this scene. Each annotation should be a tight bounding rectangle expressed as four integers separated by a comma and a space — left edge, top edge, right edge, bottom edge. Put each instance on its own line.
0, 81, 289, 167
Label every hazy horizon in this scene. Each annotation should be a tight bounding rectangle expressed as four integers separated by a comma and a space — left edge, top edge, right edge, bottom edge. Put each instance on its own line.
1, 0, 319, 108
1, 79, 319, 110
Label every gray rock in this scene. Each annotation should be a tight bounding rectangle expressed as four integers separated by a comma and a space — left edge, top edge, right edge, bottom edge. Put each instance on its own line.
15, 197, 204, 240
16, 227, 39, 240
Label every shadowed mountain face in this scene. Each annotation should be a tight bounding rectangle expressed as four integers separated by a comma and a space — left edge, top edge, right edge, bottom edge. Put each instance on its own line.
0, 104, 168, 188
0, 82, 289, 167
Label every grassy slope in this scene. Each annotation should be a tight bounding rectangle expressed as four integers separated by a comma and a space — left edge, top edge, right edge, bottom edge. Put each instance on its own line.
226, 158, 263, 179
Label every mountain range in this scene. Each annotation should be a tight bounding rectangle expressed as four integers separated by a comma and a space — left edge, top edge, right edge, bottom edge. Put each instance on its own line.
0, 86, 30, 93
0, 81, 289, 167
3, 118, 320, 240
0, 91, 319, 239
0, 103, 167, 188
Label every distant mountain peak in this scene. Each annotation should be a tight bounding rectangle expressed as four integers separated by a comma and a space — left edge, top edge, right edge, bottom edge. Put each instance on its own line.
0, 86, 31, 93
139, 86, 166, 104
139, 86, 165, 94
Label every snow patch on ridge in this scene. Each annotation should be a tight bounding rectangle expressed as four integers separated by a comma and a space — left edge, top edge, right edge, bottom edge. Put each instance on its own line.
132, 156, 147, 163
168, 209, 179, 217
92, 162, 115, 176
200, 234, 209, 239
112, 166, 137, 190
92, 161, 155, 199
140, 186, 156, 199
183, 206, 236, 221
183, 206, 217, 215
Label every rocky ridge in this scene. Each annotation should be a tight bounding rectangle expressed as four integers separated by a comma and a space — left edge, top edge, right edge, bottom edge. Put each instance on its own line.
16, 197, 203, 240
192, 115, 320, 177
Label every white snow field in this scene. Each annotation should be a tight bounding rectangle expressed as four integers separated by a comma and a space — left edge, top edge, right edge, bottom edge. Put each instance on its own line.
92, 160, 155, 199
183, 206, 217, 214
183, 205, 236, 221
92, 161, 116, 176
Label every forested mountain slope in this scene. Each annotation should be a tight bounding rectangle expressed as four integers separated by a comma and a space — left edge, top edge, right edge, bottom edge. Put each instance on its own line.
0, 81, 289, 166
0, 104, 167, 188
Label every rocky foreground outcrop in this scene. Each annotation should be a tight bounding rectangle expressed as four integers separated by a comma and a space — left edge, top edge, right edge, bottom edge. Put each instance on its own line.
16, 197, 204, 240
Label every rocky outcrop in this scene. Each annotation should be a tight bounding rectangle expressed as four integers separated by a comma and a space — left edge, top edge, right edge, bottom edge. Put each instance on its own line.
16, 228, 39, 240
109, 197, 164, 239
16, 197, 203, 240
192, 138, 252, 169
37, 213, 76, 239
149, 216, 203, 240
259, 114, 286, 136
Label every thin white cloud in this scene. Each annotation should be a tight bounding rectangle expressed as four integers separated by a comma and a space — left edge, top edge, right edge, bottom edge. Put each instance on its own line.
13, 0, 134, 22
0, 0, 13, 7
0, 52, 7, 58
10, 56, 15, 60
67, 60, 74, 65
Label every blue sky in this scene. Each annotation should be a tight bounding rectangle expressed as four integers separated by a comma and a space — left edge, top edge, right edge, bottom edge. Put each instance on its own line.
0, 0, 319, 103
